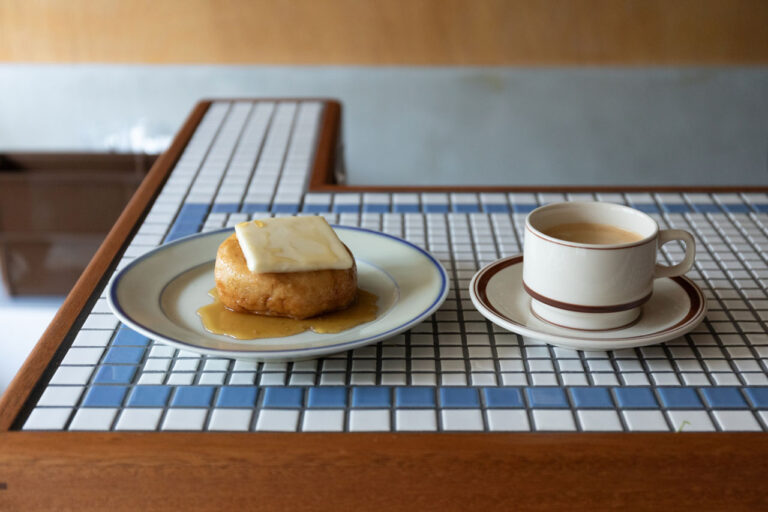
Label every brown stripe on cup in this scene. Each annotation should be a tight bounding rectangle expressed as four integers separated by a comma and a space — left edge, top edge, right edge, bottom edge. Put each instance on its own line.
522, 281, 652, 313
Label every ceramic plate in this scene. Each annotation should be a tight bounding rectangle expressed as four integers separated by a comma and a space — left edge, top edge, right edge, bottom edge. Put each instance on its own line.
108, 226, 448, 360
469, 255, 707, 351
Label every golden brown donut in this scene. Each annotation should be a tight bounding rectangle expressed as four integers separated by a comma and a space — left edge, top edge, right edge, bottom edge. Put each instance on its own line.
214, 234, 357, 319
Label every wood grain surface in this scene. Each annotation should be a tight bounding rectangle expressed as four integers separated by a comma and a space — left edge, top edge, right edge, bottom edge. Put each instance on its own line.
1, 0, 767, 64
0, 432, 766, 510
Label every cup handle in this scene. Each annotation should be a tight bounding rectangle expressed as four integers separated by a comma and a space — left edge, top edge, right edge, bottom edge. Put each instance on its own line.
654, 229, 696, 279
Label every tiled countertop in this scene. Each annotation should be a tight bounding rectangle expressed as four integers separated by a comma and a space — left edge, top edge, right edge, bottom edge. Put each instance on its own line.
14, 100, 768, 434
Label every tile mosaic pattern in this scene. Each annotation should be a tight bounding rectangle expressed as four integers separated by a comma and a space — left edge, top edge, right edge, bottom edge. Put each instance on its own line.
20, 100, 768, 432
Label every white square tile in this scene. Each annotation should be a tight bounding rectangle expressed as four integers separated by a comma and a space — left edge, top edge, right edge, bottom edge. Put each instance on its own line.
198, 372, 226, 385
289, 373, 318, 385
380, 373, 407, 385
208, 409, 253, 431
681, 373, 711, 386
622, 410, 670, 431
61, 347, 105, 365
441, 409, 484, 431
590, 373, 620, 386
440, 373, 467, 386
651, 373, 680, 386
172, 359, 200, 371
256, 409, 300, 432
115, 408, 163, 431
37, 386, 84, 407
560, 373, 588, 386
758, 411, 768, 428
161, 408, 208, 431
531, 373, 559, 385
149, 345, 176, 358
410, 373, 437, 386
621, 373, 650, 385
501, 373, 529, 386
348, 410, 391, 431
471, 373, 497, 386
395, 410, 437, 431
666, 410, 716, 432
532, 410, 576, 431
302, 410, 345, 432
166, 373, 195, 385
72, 330, 112, 347
137, 373, 165, 385
144, 358, 171, 371
49, 366, 93, 385
69, 408, 117, 431
228, 372, 256, 385
713, 410, 762, 431
712, 373, 741, 385
577, 410, 623, 431
23, 408, 72, 430
485, 410, 530, 431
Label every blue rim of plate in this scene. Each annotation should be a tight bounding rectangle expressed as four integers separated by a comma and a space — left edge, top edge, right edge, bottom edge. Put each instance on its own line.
107, 225, 449, 356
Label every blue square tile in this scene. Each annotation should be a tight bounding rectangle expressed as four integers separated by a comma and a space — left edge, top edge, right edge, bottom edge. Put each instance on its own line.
483, 388, 523, 408
351, 387, 391, 408
526, 388, 569, 408
658, 387, 703, 409
453, 203, 480, 213
483, 204, 510, 213
722, 203, 751, 213
179, 203, 209, 217
303, 204, 330, 213
104, 346, 145, 364
692, 203, 722, 213
439, 388, 479, 408
512, 204, 538, 214
395, 387, 435, 407
172, 386, 215, 407
212, 203, 240, 213
216, 386, 258, 407
242, 202, 270, 212
701, 387, 747, 409
744, 388, 768, 408
614, 388, 658, 408
661, 203, 690, 213
362, 203, 390, 213
569, 387, 614, 408
752, 204, 768, 213
333, 204, 360, 213
83, 386, 128, 407
393, 204, 420, 213
272, 203, 299, 214
112, 326, 149, 346
631, 203, 659, 214
262, 387, 304, 408
127, 385, 171, 407
423, 204, 449, 213
94, 365, 137, 384
308, 387, 347, 408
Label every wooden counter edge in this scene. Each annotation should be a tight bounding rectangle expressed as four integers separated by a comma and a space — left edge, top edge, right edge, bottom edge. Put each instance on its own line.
0, 431, 766, 510
0, 101, 212, 431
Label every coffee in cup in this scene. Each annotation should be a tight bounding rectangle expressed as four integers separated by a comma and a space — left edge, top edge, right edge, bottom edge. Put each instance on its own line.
523, 202, 695, 330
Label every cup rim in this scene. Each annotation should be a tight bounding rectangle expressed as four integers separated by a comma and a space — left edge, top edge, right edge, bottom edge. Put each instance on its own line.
525, 201, 659, 250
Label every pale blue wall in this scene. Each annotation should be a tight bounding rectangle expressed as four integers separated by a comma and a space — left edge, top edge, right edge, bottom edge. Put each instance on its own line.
1, 65, 766, 186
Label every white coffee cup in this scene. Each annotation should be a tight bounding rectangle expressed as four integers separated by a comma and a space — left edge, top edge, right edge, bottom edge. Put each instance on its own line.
522, 202, 695, 330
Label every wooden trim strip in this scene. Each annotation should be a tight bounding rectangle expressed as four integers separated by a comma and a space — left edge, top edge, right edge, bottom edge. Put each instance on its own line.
1, 432, 766, 510
0, 102, 212, 431
309, 100, 342, 191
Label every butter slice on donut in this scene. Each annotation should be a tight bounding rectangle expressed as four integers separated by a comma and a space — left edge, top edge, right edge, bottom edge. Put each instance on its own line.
234, 216, 353, 273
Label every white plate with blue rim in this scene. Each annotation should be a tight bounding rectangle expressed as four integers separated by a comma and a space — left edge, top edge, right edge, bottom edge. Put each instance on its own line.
107, 226, 449, 360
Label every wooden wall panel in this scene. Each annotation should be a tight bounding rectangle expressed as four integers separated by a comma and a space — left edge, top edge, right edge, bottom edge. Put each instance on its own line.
0, 0, 767, 64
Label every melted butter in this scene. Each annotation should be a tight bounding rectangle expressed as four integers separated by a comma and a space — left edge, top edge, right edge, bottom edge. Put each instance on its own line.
197, 288, 379, 340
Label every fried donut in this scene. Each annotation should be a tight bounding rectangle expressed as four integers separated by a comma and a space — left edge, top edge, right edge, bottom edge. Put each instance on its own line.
214, 234, 357, 319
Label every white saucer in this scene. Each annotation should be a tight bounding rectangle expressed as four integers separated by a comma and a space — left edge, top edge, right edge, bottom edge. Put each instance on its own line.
108, 226, 448, 360
469, 255, 707, 351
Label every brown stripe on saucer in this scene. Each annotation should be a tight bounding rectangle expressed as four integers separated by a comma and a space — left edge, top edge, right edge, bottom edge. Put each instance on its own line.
522, 282, 652, 313
471, 255, 706, 342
